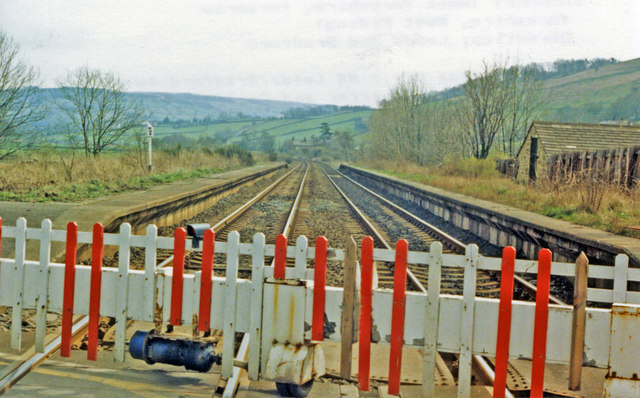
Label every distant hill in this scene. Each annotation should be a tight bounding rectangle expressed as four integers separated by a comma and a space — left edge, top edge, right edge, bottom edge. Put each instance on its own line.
542, 58, 640, 122
153, 109, 373, 146
432, 57, 640, 123
37, 88, 316, 125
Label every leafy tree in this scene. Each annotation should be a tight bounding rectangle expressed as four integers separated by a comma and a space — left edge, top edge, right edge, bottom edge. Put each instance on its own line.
0, 33, 45, 159
320, 122, 333, 141
57, 66, 144, 156
334, 130, 354, 161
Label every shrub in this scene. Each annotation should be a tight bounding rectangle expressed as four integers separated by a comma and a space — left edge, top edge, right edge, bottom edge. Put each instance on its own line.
442, 157, 500, 178
214, 144, 255, 166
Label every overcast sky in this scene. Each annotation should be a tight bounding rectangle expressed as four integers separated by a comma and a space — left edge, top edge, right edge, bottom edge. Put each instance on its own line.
1, 0, 639, 106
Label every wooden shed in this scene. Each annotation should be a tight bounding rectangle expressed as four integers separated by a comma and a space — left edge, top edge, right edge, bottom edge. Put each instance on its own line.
515, 121, 640, 181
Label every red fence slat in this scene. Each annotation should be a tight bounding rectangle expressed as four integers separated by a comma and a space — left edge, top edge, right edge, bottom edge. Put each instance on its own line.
493, 246, 516, 398
198, 229, 215, 332
531, 248, 552, 397
388, 239, 408, 395
312, 236, 328, 341
87, 223, 104, 361
61, 222, 78, 358
170, 227, 186, 326
358, 236, 374, 392
274, 234, 287, 280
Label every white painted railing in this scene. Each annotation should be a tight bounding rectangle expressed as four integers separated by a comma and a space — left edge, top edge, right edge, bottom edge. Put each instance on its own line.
0, 217, 638, 397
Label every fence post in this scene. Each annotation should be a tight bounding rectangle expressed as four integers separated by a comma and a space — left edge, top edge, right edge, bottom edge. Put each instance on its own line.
633, 147, 640, 185
358, 236, 374, 392
144, 224, 157, 323
249, 233, 265, 380
87, 223, 104, 361
493, 246, 515, 398
423, 242, 443, 397
530, 249, 552, 397
61, 221, 78, 358
613, 254, 629, 303
340, 236, 358, 380
312, 236, 328, 342
529, 137, 538, 181
114, 223, 131, 362
222, 231, 239, 378
458, 244, 478, 398
294, 235, 308, 280
198, 229, 214, 332
388, 239, 408, 396
35, 219, 52, 353
569, 252, 588, 391
170, 227, 186, 326
274, 234, 287, 280
10, 217, 27, 350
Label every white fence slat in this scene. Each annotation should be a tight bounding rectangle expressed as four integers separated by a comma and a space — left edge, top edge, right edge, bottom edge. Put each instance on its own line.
77, 231, 93, 244
628, 267, 640, 283
249, 233, 265, 380
457, 244, 478, 398
50, 229, 66, 243
115, 223, 131, 362
193, 271, 201, 335
1, 225, 16, 238
155, 268, 165, 332
25, 227, 41, 240
587, 288, 614, 303
222, 231, 239, 378
294, 235, 308, 280
613, 254, 629, 303
423, 242, 442, 397
11, 217, 27, 350
128, 235, 146, 248
143, 225, 157, 322
35, 219, 52, 352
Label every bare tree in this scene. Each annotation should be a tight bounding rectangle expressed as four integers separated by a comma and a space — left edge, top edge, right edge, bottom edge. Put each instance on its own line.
500, 65, 545, 157
57, 66, 143, 156
455, 62, 511, 159
456, 61, 544, 159
0, 33, 45, 159
368, 74, 435, 165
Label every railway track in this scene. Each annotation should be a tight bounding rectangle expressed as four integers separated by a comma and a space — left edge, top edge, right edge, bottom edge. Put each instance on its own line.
325, 164, 566, 305
0, 160, 569, 396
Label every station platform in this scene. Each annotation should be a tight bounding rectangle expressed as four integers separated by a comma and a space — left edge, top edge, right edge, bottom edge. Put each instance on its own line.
0, 162, 284, 261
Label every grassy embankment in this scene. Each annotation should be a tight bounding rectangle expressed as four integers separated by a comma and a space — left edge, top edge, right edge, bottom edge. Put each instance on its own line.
0, 147, 260, 202
362, 159, 640, 239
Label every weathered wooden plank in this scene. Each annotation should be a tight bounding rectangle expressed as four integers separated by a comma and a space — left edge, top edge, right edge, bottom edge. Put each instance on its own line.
340, 236, 357, 380
569, 252, 588, 391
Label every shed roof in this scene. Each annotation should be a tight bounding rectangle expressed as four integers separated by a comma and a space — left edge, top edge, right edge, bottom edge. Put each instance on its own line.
518, 121, 640, 157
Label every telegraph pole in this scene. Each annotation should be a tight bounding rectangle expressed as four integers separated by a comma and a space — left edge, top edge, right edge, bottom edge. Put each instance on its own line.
144, 121, 154, 171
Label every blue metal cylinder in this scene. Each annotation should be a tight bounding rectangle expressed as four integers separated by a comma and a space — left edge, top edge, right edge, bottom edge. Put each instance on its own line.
129, 330, 220, 372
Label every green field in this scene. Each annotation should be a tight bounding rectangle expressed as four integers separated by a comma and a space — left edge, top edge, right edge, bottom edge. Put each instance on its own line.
533, 58, 640, 122
153, 110, 372, 144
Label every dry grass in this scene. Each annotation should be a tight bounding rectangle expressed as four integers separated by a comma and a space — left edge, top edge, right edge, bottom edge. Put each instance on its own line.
0, 148, 259, 202
361, 158, 640, 239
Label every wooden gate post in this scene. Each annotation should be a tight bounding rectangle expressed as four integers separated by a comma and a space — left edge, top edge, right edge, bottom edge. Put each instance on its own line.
340, 236, 358, 380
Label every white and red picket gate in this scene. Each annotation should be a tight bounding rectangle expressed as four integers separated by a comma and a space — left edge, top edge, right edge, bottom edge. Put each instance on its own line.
0, 216, 639, 397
